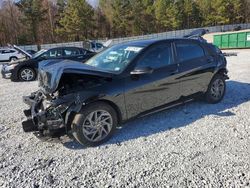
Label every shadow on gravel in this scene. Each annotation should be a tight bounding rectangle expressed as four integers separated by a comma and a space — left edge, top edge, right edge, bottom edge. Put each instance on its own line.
63, 140, 85, 150
63, 80, 250, 149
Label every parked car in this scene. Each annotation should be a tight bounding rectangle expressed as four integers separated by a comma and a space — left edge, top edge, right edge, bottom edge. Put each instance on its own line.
1, 47, 95, 81
0, 48, 26, 62
26, 50, 37, 55
83, 40, 112, 52
22, 33, 228, 146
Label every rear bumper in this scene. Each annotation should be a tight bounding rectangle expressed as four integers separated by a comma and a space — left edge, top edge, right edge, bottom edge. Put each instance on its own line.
22, 91, 66, 138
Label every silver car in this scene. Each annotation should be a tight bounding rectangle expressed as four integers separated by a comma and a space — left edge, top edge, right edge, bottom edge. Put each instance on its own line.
0, 48, 26, 62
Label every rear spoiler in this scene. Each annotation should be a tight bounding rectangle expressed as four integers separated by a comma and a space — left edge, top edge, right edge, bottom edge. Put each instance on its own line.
184, 29, 209, 43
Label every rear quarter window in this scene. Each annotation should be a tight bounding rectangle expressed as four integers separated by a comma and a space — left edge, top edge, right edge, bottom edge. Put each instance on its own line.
206, 44, 222, 55
176, 42, 205, 62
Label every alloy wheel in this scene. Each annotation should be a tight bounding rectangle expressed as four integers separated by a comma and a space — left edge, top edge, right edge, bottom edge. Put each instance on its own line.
10, 57, 17, 62
20, 69, 34, 81
82, 110, 113, 142
210, 79, 225, 100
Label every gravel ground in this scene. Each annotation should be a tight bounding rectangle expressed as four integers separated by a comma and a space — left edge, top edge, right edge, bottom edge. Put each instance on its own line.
0, 50, 250, 188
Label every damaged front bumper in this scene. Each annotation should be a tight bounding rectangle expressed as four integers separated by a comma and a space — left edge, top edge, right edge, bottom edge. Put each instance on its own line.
22, 91, 68, 139
1, 63, 12, 78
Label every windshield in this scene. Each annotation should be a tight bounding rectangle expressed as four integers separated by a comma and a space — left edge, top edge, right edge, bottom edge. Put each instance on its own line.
32, 49, 47, 58
85, 44, 144, 72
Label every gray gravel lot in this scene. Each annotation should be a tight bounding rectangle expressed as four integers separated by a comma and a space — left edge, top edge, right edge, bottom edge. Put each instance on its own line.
0, 50, 250, 188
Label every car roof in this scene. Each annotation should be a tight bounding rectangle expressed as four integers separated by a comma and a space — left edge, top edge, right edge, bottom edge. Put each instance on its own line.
47, 46, 93, 53
121, 39, 160, 47
0, 48, 16, 50
121, 38, 201, 47
49, 46, 82, 50
48, 46, 92, 51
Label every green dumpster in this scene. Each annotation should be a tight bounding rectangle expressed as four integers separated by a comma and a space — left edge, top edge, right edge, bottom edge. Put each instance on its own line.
213, 31, 250, 49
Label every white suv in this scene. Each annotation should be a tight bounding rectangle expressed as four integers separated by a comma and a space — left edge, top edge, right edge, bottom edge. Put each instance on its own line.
0, 48, 25, 62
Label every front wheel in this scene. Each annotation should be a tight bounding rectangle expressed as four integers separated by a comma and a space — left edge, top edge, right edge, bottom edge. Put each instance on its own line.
19, 67, 36, 81
205, 74, 226, 104
71, 102, 118, 147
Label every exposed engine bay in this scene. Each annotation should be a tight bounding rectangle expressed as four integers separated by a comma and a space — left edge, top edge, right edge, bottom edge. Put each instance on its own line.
56, 73, 111, 96
22, 60, 114, 139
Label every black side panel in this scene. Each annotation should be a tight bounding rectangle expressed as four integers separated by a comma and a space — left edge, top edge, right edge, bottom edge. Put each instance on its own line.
174, 41, 216, 97
124, 64, 180, 119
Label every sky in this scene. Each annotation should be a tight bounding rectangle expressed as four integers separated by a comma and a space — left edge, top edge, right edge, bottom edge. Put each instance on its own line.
87, 0, 99, 8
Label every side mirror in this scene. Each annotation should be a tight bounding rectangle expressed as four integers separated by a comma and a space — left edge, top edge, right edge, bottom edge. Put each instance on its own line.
130, 67, 154, 75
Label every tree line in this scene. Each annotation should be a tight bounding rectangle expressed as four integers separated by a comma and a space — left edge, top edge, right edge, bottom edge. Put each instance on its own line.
0, 0, 250, 46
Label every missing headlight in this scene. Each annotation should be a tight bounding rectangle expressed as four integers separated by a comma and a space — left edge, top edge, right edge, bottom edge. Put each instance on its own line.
55, 104, 69, 114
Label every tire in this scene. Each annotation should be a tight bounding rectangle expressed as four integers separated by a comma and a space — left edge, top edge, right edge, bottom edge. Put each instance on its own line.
71, 102, 118, 147
18, 67, 36, 81
205, 74, 226, 104
9, 57, 17, 62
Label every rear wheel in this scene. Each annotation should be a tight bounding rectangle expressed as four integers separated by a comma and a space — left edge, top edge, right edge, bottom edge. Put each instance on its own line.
71, 102, 118, 146
10, 57, 17, 62
205, 74, 226, 104
19, 67, 36, 81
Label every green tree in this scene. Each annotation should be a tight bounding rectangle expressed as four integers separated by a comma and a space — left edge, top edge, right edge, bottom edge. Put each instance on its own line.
93, 7, 111, 38
197, 0, 245, 26
228, 0, 245, 23
56, 0, 95, 41
17, 0, 47, 45
182, 0, 201, 28
154, 0, 183, 30
244, 0, 250, 23
211, 0, 230, 25
100, 0, 131, 37
111, 0, 131, 37
154, 0, 169, 30
2, 0, 250, 45
57, 0, 66, 15
129, 0, 157, 35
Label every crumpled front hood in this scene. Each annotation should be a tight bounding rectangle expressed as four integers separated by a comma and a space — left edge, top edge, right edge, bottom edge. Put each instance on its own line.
38, 59, 115, 94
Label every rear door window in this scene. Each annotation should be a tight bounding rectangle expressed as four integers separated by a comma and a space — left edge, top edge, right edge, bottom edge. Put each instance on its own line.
41, 49, 63, 58
63, 48, 80, 56
176, 42, 205, 63
137, 43, 173, 69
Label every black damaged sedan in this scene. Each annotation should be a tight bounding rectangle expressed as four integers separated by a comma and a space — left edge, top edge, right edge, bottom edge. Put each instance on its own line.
22, 37, 228, 146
